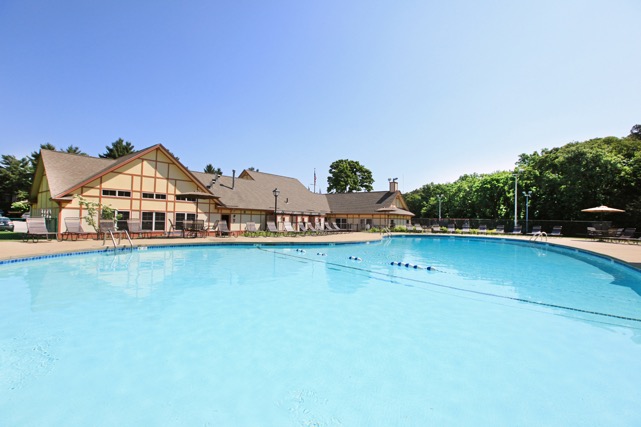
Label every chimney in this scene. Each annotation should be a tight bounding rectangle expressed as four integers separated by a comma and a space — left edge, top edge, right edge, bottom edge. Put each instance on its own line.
232, 169, 236, 189
389, 177, 398, 192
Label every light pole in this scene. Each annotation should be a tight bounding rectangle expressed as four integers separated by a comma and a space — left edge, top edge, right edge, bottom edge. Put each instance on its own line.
272, 188, 280, 230
523, 191, 532, 233
512, 169, 521, 227
437, 194, 443, 223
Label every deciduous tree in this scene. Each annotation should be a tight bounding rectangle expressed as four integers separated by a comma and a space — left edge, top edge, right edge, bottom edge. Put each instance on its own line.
327, 159, 374, 193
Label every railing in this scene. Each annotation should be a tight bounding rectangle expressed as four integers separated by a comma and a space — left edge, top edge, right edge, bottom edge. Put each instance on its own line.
414, 218, 629, 237
102, 229, 133, 250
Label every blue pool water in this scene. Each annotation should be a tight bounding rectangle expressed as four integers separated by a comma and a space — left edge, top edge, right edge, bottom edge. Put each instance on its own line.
1, 236, 641, 426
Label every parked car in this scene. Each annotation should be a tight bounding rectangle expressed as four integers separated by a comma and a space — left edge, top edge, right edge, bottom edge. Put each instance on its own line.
0, 216, 14, 232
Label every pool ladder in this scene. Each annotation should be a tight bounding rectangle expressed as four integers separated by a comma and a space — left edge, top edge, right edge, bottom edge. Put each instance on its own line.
529, 231, 548, 242
102, 229, 133, 251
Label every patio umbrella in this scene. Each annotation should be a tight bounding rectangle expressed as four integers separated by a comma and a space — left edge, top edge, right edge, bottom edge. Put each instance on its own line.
581, 205, 625, 213
377, 206, 396, 228
581, 205, 625, 230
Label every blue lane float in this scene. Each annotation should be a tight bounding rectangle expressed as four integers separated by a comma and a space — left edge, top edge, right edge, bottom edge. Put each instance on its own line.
295, 248, 306, 253
348, 256, 362, 261
390, 261, 436, 271
316, 252, 327, 256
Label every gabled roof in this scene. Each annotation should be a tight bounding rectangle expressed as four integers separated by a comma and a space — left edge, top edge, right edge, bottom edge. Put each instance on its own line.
191, 169, 330, 214
31, 150, 114, 201
325, 191, 414, 216
31, 144, 211, 201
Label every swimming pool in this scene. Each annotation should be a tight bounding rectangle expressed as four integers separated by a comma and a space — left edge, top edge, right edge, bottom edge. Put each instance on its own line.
1, 236, 640, 426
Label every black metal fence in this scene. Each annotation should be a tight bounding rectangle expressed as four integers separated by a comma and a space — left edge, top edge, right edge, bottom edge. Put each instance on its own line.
413, 218, 620, 237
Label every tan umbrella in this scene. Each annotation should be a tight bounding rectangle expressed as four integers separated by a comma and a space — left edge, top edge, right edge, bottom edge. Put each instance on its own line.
377, 206, 397, 228
581, 205, 625, 231
581, 205, 625, 213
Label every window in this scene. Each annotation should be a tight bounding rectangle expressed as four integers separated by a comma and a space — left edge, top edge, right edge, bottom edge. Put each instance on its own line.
102, 189, 131, 198
116, 211, 130, 231
176, 195, 196, 202
175, 213, 196, 230
142, 212, 165, 231
143, 193, 167, 200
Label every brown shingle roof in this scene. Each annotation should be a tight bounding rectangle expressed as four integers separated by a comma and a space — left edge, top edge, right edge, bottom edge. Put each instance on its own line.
192, 170, 330, 214
36, 145, 209, 200
39, 150, 116, 199
325, 191, 413, 216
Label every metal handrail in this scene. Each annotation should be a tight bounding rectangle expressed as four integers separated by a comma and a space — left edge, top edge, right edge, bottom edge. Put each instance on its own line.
123, 230, 133, 249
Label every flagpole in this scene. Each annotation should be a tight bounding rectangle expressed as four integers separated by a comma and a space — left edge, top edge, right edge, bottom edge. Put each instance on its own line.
313, 168, 316, 194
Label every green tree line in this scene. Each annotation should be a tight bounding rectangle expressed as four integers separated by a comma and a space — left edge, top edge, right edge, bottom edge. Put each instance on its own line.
405, 125, 641, 225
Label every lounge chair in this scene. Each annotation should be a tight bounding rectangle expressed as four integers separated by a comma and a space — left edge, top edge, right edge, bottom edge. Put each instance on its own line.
550, 226, 563, 237
431, 224, 441, 233
98, 221, 126, 244
586, 226, 600, 238
495, 225, 505, 234
216, 220, 232, 237
511, 225, 522, 235
304, 222, 316, 234
166, 219, 183, 238
331, 222, 344, 232
610, 228, 636, 243
283, 221, 301, 235
601, 228, 624, 242
478, 224, 488, 234
314, 223, 326, 234
325, 222, 336, 232
447, 223, 456, 233
24, 217, 58, 242
528, 225, 542, 235
126, 219, 149, 238
62, 218, 89, 241
267, 221, 282, 234
461, 223, 470, 233
246, 222, 258, 233
412, 224, 423, 233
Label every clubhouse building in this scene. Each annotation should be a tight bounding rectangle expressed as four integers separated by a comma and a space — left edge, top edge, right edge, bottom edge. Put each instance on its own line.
30, 144, 413, 235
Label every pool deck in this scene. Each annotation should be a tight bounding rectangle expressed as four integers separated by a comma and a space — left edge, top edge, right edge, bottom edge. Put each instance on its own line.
1, 231, 640, 270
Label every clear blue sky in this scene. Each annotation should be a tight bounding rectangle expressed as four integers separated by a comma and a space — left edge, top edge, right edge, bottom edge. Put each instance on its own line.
1, 1, 639, 192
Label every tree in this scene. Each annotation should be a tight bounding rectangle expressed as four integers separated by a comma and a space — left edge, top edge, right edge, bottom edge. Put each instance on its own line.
629, 124, 641, 140
204, 164, 222, 175
327, 159, 374, 193
247, 166, 259, 172
11, 199, 30, 213
30, 143, 56, 169
76, 196, 121, 231
99, 138, 135, 159
62, 145, 86, 155
0, 155, 33, 209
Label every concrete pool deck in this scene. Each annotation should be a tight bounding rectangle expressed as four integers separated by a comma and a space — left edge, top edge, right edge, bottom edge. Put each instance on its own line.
1, 231, 640, 270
